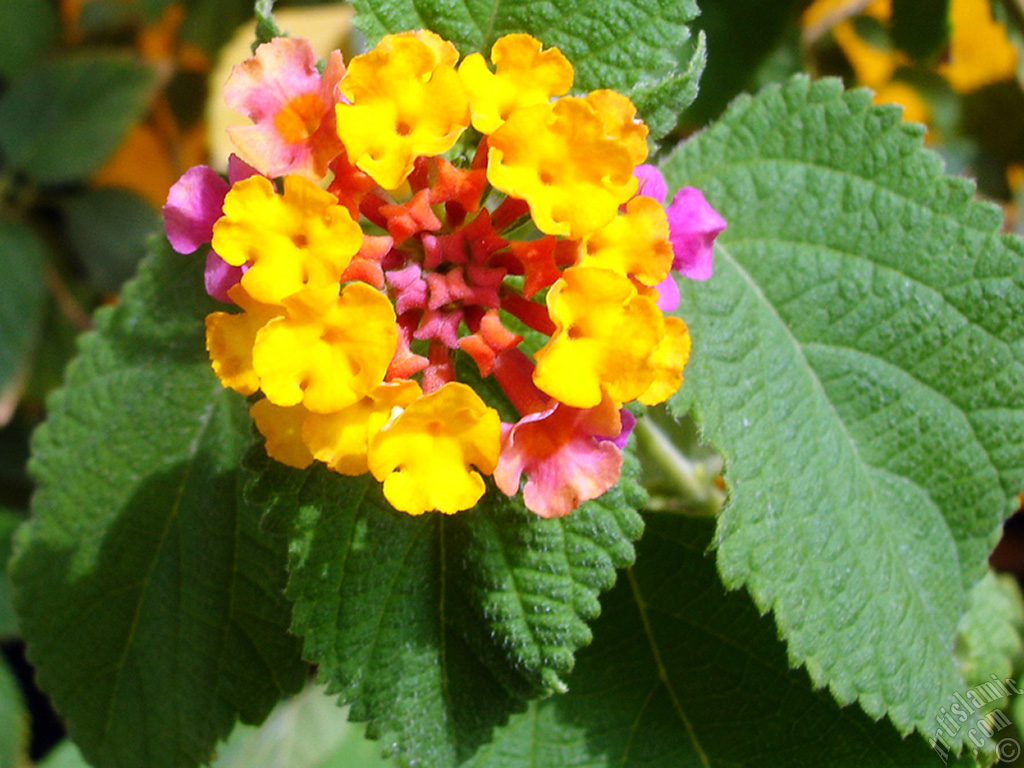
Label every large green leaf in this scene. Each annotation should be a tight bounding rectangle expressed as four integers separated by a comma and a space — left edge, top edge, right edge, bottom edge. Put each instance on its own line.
11, 242, 307, 768
660, 75, 1024, 742
246, 447, 644, 768
0, 56, 156, 184
465, 514, 980, 768
350, 0, 704, 140
0, 220, 47, 409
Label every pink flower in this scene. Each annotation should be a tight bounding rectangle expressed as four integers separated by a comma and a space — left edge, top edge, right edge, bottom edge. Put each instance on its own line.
632, 165, 726, 311
665, 186, 726, 282
224, 37, 345, 179
494, 394, 625, 518
633, 163, 667, 204
164, 156, 260, 302
163, 165, 228, 254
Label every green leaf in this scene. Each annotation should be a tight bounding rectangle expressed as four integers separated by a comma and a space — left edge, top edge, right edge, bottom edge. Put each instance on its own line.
892, 0, 950, 62
0, 655, 29, 768
350, 0, 704, 140
452, 451, 645, 693
246, 446, 644, 767
956, 571, 1024, 694
0, 56, 156, 185
59, 188, 162, 292
466, 514, 982, 768
210, 684, 393, 768
0, 0, 59, 80
11, 241, 307, 768
660, 75, 1024, 742
0, 507, 22, 638
252, 465, 522, 768
0, 220, 47, 414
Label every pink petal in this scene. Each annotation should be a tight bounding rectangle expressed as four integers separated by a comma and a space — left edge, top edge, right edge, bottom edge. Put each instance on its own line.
665, 187, 727, 282
223, 37, 321, 121
655, 272, 680, 312
494, 397, 625, 518
633, 164, 667, 205
163, 166, 229, 253
227, 153, 261, 183
204, 251, 245, 303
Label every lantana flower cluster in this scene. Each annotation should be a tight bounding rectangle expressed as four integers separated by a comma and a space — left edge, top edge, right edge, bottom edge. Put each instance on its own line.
164, 30, 725, 517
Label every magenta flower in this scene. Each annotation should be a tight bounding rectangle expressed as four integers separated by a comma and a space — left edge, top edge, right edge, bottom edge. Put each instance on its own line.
665, 186, 727, 282
164, 156, 260, 302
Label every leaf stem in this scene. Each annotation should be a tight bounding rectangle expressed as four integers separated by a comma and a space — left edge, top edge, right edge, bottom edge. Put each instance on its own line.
634, 418, 725, 515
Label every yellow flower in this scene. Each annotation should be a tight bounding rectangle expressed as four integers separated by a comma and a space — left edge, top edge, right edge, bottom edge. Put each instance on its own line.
393, 29, 460, 67
487, 98, 637, 238
212, 174, 362, 304
638, 316, 691, 406
584, 90, 648, 165
533, 267, 665, 408
368, 382, 501, 514
336, 33, 470, 190
940, 0, 1017, 93
250, 399, 315, 469
252, 281, 397, 413
576, 196, 673, 286
205, 284, 283, 396
303, 380, 422, 475
458, 33, 573, 134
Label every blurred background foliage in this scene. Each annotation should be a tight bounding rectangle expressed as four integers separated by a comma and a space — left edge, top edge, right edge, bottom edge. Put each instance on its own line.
6, 0, 1024, 765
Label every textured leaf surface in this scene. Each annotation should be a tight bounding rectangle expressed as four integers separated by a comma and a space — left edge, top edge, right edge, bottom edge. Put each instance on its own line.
0, 56, 156, 184
11, 242, 306, 768
0, 220, 47, 404
465, 514, 978, 768
661, 75, 1024, 740
350, 0, 704, 139
246, 448, 644, 768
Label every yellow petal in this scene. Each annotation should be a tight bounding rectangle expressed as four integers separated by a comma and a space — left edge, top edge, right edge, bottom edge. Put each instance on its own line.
458, 33, 573, 134
577, 196, 672, 286
367, 382, 501, 514
303, 380, 422, 475
487, 98, 637, 238
250, 398, 315, 469
638, 316, 691, 406
337, 34, 470, 189
584, 89, 647, 165
533, 267, 663, 407
253, 281, 397, 412
212, 174, 362, 304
